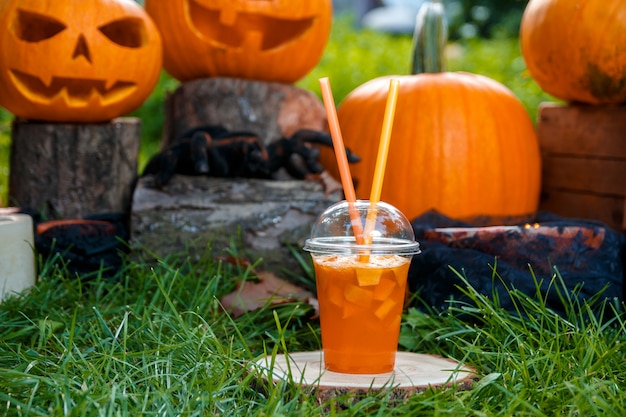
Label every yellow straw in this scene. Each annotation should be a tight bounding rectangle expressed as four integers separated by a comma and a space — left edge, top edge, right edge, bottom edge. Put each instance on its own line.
363, 79, 400, 245
318, 77, 365, 244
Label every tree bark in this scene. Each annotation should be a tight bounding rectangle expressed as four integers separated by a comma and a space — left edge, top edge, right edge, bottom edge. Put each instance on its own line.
131, 174, 341, 274
161, 77, 328, 148
9, 117, 140, 221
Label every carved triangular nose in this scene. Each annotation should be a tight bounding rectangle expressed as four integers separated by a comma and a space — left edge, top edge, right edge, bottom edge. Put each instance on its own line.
72, 34, 92, 63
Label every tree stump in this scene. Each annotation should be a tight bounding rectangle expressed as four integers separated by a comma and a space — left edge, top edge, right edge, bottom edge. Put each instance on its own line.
9, 117, 141, 220
161, 77, 328, 148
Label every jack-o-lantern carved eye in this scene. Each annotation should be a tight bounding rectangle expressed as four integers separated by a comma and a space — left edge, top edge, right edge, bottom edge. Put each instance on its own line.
13, 9, 66, 42
99, 18, 147, 48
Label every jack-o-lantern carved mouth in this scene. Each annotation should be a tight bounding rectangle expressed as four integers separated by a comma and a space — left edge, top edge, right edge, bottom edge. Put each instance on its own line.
9, 69, 137, 106
188, 0, 315, 50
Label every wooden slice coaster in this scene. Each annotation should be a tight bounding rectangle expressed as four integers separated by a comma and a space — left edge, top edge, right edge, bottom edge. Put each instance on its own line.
254, 351, 475, 402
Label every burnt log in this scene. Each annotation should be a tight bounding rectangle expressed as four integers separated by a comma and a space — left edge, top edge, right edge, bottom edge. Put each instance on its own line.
409, 211, 625, 317
9, 117, 140, 221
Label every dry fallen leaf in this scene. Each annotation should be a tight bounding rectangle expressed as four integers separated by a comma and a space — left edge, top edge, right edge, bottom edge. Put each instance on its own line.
220, 269, 318, 317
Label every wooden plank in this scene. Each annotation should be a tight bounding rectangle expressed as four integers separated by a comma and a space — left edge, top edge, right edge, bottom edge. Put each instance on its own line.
537, 102, 626, 231
541, 155, 626, 196
539, 189, 624, 231
537, 102, 626, 158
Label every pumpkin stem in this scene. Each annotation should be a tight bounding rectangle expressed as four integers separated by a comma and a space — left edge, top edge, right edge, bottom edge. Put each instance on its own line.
410, 0, 448, 74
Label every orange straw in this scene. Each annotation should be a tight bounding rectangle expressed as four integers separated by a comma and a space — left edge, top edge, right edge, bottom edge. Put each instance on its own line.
363, 79, 400, 245
318, 77, 364, 244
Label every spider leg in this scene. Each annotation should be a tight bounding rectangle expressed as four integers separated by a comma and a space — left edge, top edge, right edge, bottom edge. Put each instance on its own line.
245, 141, 272, 178
289, 130, 361, 164
142, 147, 182, 188
206, 140, 231, 176
277, 130, 362, 195
287, 147, 322, 179
190, 131, 210, 174
209, 134, 270, 177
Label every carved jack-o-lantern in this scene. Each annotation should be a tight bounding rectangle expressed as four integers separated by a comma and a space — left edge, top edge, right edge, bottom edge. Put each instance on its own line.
145, 0, 332, 83
0, 0, 162, 123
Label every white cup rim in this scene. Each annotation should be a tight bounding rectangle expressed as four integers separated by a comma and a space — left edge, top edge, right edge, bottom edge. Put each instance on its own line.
304, 236, 420, 256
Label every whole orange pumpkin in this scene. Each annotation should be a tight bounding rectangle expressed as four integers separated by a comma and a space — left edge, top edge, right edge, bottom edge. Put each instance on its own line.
321, 0, 541, 221
0, 0, 162, 123
520, 0, 626, 105
144, 0, 332, 83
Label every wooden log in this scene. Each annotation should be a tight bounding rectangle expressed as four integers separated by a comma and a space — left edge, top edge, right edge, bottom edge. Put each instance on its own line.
253, 351, 475, 406
9, 117, 140, 220
161, 77, 328, 148
131, 175, 342, 274
536, 102, 626, 232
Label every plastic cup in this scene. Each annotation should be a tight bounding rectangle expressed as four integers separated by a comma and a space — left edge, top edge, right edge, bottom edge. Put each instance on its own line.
304, 200, 421, 374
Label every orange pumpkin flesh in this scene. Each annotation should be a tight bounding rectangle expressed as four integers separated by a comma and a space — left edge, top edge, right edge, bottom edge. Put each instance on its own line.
0, 0, 162, 123
145, 0, 332, 83
520, 0, 626, 105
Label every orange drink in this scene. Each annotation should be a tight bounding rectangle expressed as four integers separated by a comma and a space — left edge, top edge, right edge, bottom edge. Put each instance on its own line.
312, 253, 411, 374
304, 200, 420, 374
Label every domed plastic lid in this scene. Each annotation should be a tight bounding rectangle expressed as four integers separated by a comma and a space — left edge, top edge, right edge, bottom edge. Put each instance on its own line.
303, 200, 420, 256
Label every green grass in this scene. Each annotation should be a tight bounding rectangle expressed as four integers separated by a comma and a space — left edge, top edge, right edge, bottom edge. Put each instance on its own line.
2, 247, 625, 415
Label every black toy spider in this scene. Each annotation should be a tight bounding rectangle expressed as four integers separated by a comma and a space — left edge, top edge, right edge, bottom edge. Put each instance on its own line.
142, 125, 360, 189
